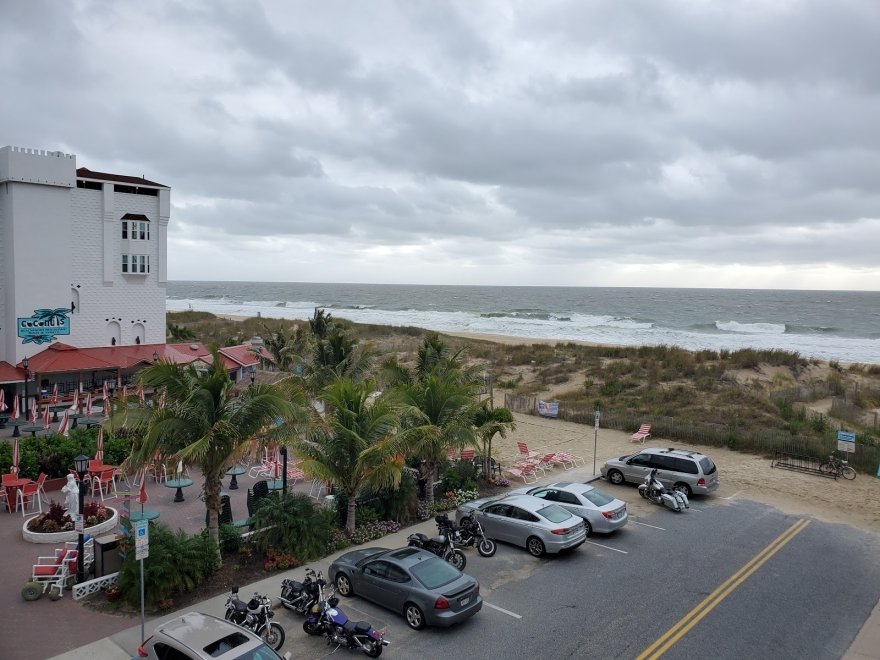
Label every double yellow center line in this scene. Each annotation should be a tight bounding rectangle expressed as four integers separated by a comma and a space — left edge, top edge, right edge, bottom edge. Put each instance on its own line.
638, 518, 811, 660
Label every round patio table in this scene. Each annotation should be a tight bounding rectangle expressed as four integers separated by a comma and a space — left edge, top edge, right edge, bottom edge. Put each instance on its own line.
3, 477, 34, 512
129, 509, 160, 522
266, 478, 285, 491
69, 413, 83, 429
81, 417, 102, 429
225, 465, 246, 490
49, 405, 68, 423
20, 425, 45, 438
8, 420, 27, 438
165, 477, 194, 502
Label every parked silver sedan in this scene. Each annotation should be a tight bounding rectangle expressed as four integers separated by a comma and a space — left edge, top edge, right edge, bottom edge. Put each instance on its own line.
455, 494, 586, 557
510, 481, 628, 535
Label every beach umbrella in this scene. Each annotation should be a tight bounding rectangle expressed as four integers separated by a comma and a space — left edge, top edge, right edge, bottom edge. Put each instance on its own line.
12, 395, 19, 419
29, 398, 37, 423
58, 409, 70, 437
137, 471, 149, 505
51, 384, 58, 404
122, 384, 129, 401
11, 437, 20, 474
71, 390, 80, 414
95, 426, 104, 463
0, 389, 6, 412
137, 385, 145, 408
102, 381, 110, 417
42, 404, 51, 430
85, 392, 93, 416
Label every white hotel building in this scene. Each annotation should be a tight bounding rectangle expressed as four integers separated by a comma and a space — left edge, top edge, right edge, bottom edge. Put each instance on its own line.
0, 145, 170, 365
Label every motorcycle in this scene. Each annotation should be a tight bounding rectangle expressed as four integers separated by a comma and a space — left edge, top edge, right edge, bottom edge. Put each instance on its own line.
224, 586, 286, 650
407, 517, 468, 570
303, 580, 389, 657
280, 567, 322, 615
638, 468, 689, 512
436, 512, 496, 557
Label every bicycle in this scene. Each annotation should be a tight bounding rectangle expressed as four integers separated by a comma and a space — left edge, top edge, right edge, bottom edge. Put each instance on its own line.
819, 454, 856, 480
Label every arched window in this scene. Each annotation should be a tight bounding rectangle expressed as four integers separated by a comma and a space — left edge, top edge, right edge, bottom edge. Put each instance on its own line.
71, 287, 80, 315
133, 322, 145, 345
107, 321, 121, 346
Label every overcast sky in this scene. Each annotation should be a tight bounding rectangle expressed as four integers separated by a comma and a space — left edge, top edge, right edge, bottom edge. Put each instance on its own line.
3, 1, 879, 290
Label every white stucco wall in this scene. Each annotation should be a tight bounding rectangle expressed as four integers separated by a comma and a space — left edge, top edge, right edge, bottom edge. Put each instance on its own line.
0, 145, 169, 366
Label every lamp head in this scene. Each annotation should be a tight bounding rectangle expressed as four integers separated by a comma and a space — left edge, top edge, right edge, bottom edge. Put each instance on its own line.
250, 366, 256, 384
152, 351, 160, 362
22, 356, 29, 370
74, 454, 90, 475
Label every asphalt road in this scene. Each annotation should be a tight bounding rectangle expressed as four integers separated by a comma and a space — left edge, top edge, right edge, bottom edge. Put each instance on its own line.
283, 487, 880, 660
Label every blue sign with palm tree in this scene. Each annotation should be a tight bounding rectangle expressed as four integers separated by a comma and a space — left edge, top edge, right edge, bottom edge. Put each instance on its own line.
17, 308, 71, 344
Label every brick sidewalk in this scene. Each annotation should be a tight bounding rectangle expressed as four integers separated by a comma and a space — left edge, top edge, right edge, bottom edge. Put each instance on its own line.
0, 464, 321, 660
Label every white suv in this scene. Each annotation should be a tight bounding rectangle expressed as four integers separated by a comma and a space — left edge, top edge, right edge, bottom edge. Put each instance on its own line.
601, 447, 719, 496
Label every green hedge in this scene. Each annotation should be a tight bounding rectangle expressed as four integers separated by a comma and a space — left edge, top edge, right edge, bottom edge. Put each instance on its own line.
0, 428, 134, 479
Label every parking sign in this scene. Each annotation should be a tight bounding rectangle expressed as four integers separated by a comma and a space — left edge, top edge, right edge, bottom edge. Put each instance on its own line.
134, 520, 149, 560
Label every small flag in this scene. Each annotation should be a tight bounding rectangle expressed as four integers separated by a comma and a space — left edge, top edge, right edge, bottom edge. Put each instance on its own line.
137, 472, 149, 504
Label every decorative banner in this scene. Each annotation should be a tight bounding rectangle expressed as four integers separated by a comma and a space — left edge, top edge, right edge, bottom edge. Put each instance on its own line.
537, 400, 559, 418
17, 308, 71, 345
837, 430, 856, 454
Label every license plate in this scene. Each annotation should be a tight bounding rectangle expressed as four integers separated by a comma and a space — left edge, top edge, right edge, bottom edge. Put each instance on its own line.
460, 597, 470, 606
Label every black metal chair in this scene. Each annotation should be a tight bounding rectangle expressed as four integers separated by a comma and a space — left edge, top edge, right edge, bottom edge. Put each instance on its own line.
253, 479, 269, 500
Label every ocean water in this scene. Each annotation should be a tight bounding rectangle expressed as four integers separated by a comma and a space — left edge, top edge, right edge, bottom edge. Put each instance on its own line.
167, 282, 880, 364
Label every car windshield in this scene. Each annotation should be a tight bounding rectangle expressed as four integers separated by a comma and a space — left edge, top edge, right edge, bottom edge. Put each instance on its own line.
230, 644, 281, 660
579, 488, 614, 506
228, 644, 283, 660
411, 558, 461, 589
537, 504, 571, 523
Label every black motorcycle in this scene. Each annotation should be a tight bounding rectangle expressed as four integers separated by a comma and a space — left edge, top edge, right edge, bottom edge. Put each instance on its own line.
437, 512, 497, 557
303, 579, 389, 657
224, 586, 285, 650
407, 516, 467, 570
280, 567, 322, 615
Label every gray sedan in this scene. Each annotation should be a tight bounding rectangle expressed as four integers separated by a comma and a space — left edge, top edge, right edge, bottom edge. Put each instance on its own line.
329, 547, 483, 630
510, 481, 628, 534
456, 494, 587, 557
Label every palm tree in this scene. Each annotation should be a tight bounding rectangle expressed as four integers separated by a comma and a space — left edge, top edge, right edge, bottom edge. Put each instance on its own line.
122, 347, 308, 560
294, 378, 404, 535
309, 327, 374, 392
473, 402, 516, 480
398, 371, 478, 510
254, 324, 309, 372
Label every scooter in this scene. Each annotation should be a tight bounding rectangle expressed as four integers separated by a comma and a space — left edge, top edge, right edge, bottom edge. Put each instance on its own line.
638, 469, 689, 512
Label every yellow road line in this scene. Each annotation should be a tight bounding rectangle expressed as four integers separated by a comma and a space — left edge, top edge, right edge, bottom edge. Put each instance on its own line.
637, 518, 811, 660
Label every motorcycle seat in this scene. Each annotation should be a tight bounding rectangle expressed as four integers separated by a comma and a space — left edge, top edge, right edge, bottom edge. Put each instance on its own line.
344, 620, 373, 634
285, 579, 304, 591
410, 532, 429, 543
231, 599, 248, 613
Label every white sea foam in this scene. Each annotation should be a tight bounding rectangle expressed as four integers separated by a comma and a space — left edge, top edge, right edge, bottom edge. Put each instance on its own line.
166, 297, 880, 364
715, 321, 786, 335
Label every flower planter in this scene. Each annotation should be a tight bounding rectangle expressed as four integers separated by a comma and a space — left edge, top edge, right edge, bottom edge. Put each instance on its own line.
22, 507, 119, 544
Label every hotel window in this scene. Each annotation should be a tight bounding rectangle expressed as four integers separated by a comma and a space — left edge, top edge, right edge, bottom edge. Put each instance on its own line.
121, 221, 128, 239
121, 214, 150, 240
121, 254, 150, 274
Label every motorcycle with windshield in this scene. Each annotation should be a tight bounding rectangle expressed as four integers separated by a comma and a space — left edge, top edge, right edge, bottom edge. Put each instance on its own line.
224, 586, 286, 650
436, 512, 496, 557
638, 468, 689, 512
280, 567, 322, 615
302, 577, 389, 657
407, 517, 467, 570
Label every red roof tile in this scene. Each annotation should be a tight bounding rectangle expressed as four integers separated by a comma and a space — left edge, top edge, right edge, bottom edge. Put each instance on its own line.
0, 361, 25, 383
76, 167, 168, 189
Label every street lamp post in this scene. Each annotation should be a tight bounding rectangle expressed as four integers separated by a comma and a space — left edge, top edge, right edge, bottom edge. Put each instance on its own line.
22, 356, 30, 423
280, 446, 288, 495
73, 454, 89, 583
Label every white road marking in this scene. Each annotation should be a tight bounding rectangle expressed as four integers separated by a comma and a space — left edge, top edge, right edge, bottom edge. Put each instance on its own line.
586, 540, 628, 554
483, 601, 523, 619
723, 490, 744, 500
631, 520, 666, 530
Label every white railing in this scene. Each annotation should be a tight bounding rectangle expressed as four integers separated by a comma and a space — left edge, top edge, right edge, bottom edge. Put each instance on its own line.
73, 572, 118, 600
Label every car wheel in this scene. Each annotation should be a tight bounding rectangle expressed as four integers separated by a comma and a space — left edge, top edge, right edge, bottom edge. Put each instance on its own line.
582, 519, 593, 536
404, 602, 426, 630
607, 469, 625, 485
526, 536, 546, 557
673, 483, 692, 497
335, 573, 353, 597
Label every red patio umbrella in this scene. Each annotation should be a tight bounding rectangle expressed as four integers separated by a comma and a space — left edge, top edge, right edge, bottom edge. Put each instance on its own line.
122, 384, 129, 400
11, 437, 20, 474
29, 398, 37, 423
58, 409, 70, 437
85, 392, 93, 416
71, 390, 81, 414
95, 427, 104, 463
102, 381, 110, 418
137, 386, 145, 408
51, 384, 58, 404
12, 394, 19, 420
0, 389, 6, 412
42, 404, 51, 430
137, 471, 148, 504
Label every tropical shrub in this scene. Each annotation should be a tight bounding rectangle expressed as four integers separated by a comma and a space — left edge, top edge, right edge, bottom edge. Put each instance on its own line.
26, 500, 111, 533
349, 520, 401, 545
250, 493, 336, 561
116, 520, 219, 609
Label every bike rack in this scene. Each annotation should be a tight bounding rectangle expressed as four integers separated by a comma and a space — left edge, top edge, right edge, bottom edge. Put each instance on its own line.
770, 451, 836, 479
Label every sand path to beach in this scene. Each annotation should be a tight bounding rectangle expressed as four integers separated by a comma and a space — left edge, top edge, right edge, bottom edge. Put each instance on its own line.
490, 408, 880, 535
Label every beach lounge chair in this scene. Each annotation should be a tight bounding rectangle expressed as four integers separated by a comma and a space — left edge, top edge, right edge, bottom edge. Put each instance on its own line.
506, 462, 539, 484
517, 441, 541, 460
553, 450, 586, 468
631, 424, 652, 443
